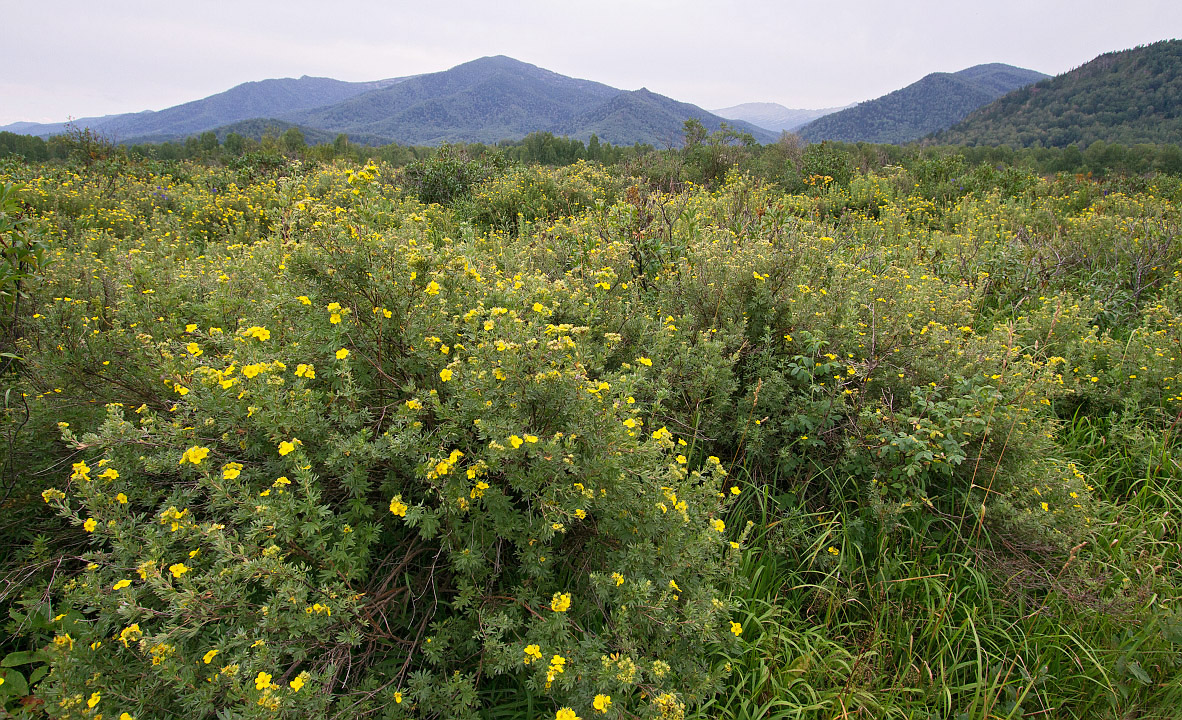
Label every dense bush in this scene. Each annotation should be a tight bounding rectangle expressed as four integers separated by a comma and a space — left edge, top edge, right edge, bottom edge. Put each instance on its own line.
2, 151, 1180, 719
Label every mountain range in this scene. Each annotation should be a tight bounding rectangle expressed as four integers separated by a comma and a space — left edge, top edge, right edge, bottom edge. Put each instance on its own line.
6, 43, 1179, 151
796, 64, 1049, 144
711, 102, 851, 133
934, 39, 1182, 148
2, 57, 776, 147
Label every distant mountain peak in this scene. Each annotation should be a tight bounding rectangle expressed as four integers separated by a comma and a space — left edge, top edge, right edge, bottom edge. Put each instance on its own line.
796, 62, 1048, 144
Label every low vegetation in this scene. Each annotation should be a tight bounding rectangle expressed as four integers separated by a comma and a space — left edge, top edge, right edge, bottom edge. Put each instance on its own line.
1, 134, 1180, 719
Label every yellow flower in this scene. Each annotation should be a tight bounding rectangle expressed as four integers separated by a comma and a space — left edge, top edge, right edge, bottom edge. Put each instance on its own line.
83, 518, 97, 532
113, 579, 132, 590
185, 323, 198, 332
278, 439, 298, 456
611, 572, 624, 586
71, 460, 91, 480
41, 488, 66, 503
203, 649, 219, 664
335, 348, 349, 360
394, 691, 403, 704
222, 462, 243, 480
121, 714, 135, 720
827, 546, 839, 555
186, 342, 202, 356
730, 486, 740, 495
636, 356, 652, 366
389, 496, 408, 517
87, 691, 101, 708
119, 623, 141, 647
116, 492, 128, 504
255, 671, 272, 690
290, 675, 305, 692
524, 434, 538, 444
676, 454, 687, 464
532, 302, 545, 313
509, 435, 523, 449
523, 644, 543, 664
730, 621, 743, 636
593, 694, 612, 713
550, 592, 572, 612
99, 468, 119, 480
179, 446, 210, 465
711, 518, 725, 532
555, 708, 580, 720
243, 326, 270, 341
298, 296, 311, 305
330, 312, 342, 324
326, 302, 341, 312
169, 562, 189, 578
439, 368, 453, 382
425, 280, 441, 295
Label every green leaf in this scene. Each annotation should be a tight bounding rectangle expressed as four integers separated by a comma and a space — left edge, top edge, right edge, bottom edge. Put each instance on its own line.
0, 668, 28, 697
1, 650, 41, 667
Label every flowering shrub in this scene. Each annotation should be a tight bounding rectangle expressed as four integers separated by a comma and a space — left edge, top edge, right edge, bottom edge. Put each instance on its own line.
4, 151, 1180, 718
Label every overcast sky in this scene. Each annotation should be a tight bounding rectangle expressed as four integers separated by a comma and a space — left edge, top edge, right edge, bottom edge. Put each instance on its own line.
3, 0, 1180, 125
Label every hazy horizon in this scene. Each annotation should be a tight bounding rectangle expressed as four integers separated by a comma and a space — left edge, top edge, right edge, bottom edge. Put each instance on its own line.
4, 0, 1180, 126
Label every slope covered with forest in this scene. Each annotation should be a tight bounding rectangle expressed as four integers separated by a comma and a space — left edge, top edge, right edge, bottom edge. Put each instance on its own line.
798, 63, 1047, 143
935, 39, 1182, 147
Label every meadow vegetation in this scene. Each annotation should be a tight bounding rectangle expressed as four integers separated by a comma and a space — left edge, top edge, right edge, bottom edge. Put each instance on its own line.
0, 133, 1180, 720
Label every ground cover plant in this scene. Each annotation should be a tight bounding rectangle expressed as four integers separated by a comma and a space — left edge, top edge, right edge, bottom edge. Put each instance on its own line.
0, 143, 1180, 720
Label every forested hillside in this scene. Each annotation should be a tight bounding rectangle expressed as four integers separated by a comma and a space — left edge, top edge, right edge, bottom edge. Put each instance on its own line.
798, 64, 1047, 143
936, 39, 1182, 147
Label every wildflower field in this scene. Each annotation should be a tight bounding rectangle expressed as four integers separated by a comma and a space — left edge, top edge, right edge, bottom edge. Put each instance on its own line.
1, 147, 1180, 720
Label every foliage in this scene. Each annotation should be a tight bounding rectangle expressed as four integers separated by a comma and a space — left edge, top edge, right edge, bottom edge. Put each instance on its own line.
798, 64, 1047, 144
936, 39, 1182, 148
1, 150, 1181, 720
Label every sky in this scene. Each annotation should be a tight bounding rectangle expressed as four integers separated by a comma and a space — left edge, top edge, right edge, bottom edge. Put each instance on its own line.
3, 0, 1181, 125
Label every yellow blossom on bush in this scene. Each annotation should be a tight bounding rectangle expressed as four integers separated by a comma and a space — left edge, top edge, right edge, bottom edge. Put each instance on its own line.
222, 462, 243, 480
278, 439, 299, 456
711, 519, 725, 532
113, 579, 131, 590
425, 280, 441, 295
509, 435, 523, 449
290, 674, 306, 691
87, 691, 101, 708
389, 495, 408, 516
550, 592, 572, 612
730, 621, 743, 636
255, 671, 272, 690
179, 446, 210, 465
203, 649, 219, 664
186, 342, 202, 356
523, 644, 543, 664
593, 695, 612, 713
336, 348, 349, 359
83, 518, 97, 532
98, 467, 119, 480
118, 623, 141, 647
169, 562, 189, 578
71, 460, 91, 480
636, 356, 652, 366
243, 326, 270, 341
42, 488, 65, 503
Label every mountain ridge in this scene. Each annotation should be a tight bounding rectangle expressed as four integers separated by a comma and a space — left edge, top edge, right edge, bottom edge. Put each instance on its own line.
933, 40, 1182, 147
712, 102, 850, 133
796, 63, 1048, 144
2, 56, 774, 148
